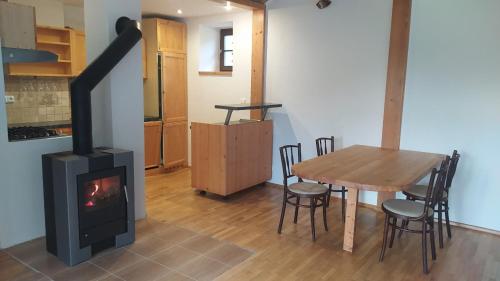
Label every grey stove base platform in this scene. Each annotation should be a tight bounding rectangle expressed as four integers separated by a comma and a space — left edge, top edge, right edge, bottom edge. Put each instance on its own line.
42, 147, 135, 266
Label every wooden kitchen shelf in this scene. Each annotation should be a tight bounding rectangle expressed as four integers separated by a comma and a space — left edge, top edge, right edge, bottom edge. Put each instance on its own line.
7, 26, 86, 77
36, 26, 70, 43
36, 40, 71, 46
5, 72, 74, 77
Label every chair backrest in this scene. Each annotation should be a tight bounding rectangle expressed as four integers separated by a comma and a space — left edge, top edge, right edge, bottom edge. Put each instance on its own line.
445, 150, 460, 192
279, 143, 302, 186
423, 156, 450, 216
316, 136, 334, 156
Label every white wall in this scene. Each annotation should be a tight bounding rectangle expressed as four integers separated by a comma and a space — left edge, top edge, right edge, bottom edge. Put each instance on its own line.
64, 4, 85, 31
265, 0, 392, 204
198, 25, 222, 71
0, 0, 144, 249
9, 0, 65, 27
187, 12, 253, 163
400, 0, 500, 231
0, 1, 70, 249
0, 45, 73, 248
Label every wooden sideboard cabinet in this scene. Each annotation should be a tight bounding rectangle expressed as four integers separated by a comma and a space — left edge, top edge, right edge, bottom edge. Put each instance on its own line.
163, 121, 188, 168
191, 120, 273, 196
144, 121, 162, 168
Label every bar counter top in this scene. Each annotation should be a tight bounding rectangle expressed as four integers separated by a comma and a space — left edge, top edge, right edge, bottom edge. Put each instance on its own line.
214, 103, 282, 125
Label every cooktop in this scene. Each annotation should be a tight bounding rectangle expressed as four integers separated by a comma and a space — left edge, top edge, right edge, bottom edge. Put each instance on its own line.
8, 126, 60, 141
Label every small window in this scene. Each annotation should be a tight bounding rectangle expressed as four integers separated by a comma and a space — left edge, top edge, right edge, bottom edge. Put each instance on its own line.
220, 28, 233, 72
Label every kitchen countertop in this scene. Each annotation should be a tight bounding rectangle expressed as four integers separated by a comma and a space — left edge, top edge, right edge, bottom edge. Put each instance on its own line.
8, 120, 72, 129
144, 116, 161, 122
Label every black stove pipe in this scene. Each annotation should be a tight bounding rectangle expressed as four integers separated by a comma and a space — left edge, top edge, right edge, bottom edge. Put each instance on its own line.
70, 17, 142, 155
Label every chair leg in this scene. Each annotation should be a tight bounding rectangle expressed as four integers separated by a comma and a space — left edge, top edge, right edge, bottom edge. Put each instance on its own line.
327, 184, 332, 207
398, 196, 410, 238
277, 193, 287, 234
422, 221, 429, 274
389, 217, 397, 248
438, 202, 444, 249
322, 195, 328, 231
379, 214, 390, 262
445, 201, 452, 239
429, 218, 437, 260
341, 186, 346, 223
310, 198, 317, 241
398, 219, 407, 239
293, 196, 300, 224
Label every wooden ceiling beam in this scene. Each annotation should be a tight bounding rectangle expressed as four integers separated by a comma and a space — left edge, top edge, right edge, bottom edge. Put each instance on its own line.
208, 0, 266, 10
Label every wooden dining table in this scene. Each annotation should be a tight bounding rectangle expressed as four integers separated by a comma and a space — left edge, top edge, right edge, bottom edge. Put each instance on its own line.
292, 145, 445, 253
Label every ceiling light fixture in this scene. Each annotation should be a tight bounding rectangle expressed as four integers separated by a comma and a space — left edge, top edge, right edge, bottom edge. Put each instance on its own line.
316, 0, 331, 9
225, 1, 232, 11
177, 9, 183, 14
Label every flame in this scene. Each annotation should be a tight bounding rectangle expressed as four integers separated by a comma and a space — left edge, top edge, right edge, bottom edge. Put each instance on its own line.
85, 201, 95, 207
91, 183, 100, 197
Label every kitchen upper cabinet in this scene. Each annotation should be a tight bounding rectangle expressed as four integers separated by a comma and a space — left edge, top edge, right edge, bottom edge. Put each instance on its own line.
0, 2, 36, 49
142, 18, 186, 54
163, 121, 188, 168
162, 52, 187, 123
157, 20, 186, 54
7, 26, 86, 77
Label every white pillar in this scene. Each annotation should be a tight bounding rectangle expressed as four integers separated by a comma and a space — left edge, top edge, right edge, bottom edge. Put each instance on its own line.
84, 0, 146, 219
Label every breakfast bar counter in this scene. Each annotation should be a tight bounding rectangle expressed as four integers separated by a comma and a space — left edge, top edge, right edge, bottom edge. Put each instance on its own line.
191, 103, 282, 196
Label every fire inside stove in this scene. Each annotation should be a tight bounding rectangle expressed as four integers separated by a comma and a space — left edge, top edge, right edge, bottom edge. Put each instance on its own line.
83, 176, 121, 211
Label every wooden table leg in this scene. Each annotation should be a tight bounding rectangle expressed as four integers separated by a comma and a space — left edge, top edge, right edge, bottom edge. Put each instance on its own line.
343, 188, 359, 252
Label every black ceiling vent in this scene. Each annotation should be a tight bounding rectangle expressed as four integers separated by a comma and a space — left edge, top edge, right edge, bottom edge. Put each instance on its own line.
317, 0, 332, 9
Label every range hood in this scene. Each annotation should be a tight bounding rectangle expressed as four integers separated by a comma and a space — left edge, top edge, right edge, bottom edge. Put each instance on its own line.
0, 2, 56, 64
1, 47, 58, 64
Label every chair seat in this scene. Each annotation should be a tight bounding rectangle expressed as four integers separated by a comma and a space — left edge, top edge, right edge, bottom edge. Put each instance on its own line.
288, 182, 328, 196
403, 185, 448, 200
382, 199, 433, 218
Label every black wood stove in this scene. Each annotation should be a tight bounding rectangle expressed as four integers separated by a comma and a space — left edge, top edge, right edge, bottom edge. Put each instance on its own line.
41, 17, 142, 266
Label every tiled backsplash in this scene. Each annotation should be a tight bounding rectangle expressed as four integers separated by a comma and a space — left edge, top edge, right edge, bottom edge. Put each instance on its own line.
4, 77, 71, 125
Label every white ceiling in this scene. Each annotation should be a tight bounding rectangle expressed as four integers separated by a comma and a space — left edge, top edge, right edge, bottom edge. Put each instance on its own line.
55, 0, 247, 18
142, 0, 246, 18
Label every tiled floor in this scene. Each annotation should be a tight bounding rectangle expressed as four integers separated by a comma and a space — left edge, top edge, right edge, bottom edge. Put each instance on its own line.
4, 168, 500, 281
0, 219, 253, 281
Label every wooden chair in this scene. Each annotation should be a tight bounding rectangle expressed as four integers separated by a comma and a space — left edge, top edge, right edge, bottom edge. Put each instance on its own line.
379, 157, 450, 274
400, 150, 460, 248
316, 136, 347, 222
277, 143, 329, 241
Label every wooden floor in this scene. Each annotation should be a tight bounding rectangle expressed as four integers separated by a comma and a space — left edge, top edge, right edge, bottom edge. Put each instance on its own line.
146, 168, 500, 281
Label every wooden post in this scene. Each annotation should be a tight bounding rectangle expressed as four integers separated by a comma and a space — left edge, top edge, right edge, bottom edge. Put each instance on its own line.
250, 8, 266, 120
378, 0, 412, 207
208, 0, 266, 10
208, 1, 267, 120
343, 188, 359, 252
